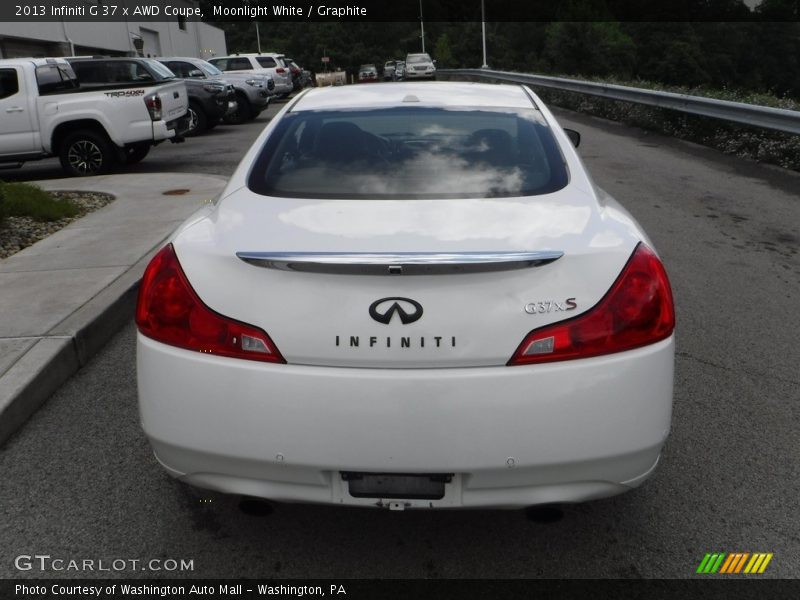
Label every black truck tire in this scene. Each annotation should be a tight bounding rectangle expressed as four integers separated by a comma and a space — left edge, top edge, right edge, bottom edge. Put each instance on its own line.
58, 130, 117, 177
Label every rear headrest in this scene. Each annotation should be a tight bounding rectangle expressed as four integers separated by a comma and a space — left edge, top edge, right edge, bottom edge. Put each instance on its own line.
315, 121, 369, 163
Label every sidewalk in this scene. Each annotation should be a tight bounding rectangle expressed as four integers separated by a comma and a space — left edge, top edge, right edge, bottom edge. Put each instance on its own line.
0, 173, 228, 446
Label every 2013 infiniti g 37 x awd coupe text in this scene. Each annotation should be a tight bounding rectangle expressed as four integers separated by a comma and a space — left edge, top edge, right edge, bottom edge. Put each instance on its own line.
136, 82, 675, 509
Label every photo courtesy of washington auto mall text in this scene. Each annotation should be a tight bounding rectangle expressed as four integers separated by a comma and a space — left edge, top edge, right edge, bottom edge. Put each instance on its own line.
14, 583, 348, 598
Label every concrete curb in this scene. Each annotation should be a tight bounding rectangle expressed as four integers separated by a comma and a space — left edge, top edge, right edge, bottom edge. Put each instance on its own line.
0, 173, 228, 447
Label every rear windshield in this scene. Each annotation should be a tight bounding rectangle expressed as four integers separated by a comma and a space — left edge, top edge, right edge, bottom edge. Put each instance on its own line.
247, 107, 569, 199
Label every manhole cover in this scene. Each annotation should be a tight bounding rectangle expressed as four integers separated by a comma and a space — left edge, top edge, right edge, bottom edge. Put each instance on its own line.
162, 189, 191, 196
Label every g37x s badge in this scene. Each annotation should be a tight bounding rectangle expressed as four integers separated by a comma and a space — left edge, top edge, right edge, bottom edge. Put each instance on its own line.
525, 298, 577, 315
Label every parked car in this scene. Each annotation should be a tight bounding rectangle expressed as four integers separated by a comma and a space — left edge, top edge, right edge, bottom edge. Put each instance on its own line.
158, 57, 272, 125
0, 57, 188, 176
209, 54, 293, 98
136, 82, 676, 510
394, 60, 406, 80
126, 59, 234, 136
358, 64, 378, 82
405, 52, 436, 80
383, 60, 397, 81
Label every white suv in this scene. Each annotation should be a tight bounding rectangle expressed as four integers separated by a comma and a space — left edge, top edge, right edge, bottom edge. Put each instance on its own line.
209, 53, 293, 96
405, 53, 436, 80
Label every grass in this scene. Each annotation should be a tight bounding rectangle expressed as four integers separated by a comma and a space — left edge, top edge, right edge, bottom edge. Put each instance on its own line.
0, 181, 79, 225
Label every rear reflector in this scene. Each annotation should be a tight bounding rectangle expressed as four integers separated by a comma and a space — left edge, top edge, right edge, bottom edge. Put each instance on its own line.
508, 243, 675, 365
136, 244, 284, 363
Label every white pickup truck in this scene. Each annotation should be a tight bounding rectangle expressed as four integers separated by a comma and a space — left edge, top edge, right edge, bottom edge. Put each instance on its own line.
0, 57, 188, 176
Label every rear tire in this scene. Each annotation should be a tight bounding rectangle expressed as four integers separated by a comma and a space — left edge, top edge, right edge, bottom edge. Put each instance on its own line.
58, 130, 117, 177
223, 94, 252, 124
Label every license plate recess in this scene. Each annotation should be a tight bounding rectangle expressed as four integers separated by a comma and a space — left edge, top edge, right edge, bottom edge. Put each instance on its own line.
341, 472, 453, 500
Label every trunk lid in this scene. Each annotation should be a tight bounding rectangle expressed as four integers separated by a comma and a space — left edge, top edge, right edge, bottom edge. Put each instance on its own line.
173, 189, 643, 368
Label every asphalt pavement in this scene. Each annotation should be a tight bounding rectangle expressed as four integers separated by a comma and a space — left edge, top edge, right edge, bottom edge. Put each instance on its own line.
0, 101, 798, 579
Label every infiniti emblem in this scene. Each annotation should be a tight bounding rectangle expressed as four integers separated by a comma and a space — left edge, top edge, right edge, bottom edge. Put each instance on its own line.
368, 297, 423, 325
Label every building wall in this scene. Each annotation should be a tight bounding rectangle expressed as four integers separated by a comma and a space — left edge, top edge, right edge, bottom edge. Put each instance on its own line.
197, 23, 227, 59
0, 1, 226, 59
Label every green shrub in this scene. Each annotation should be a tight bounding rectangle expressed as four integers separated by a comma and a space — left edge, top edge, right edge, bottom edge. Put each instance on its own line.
0, 184, 6, 227
0, 182, 79, 222
528, 82, 800, 172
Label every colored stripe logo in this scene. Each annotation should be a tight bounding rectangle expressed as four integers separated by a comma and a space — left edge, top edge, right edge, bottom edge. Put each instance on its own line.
696, 553, 773, 574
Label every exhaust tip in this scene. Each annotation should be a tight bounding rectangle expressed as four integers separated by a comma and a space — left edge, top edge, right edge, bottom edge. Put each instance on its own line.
525, 504, 564, 523
238, 496, 274, 516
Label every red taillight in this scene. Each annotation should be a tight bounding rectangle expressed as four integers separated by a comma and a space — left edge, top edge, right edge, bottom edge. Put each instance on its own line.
275, 67, 286, 74
144, 94, 162, 121
508, 243, 675, 365
136, 244, 284, 363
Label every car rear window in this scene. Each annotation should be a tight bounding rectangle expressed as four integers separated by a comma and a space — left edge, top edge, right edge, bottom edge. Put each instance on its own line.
247, 107, 569, 199
256, 57, 278, 68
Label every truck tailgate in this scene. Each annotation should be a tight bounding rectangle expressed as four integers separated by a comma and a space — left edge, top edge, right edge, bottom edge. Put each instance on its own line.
155, 81, 188, 122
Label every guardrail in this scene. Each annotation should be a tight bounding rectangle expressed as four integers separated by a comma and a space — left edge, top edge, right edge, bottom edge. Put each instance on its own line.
437, 69, 800, 135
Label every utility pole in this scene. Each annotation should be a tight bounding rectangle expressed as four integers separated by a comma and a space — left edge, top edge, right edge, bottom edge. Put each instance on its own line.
419, 0, 425, 53
481, 0, 488, 68
244, 0, 262, 53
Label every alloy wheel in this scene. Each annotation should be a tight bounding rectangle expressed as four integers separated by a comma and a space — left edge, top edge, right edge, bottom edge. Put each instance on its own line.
67, 140, 104, 175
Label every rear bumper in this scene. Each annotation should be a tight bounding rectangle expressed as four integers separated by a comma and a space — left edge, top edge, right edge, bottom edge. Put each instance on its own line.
153, 114, 190, 140
152, 120, 175, 141
137, 335, 674, 509
168, 114, 191, 139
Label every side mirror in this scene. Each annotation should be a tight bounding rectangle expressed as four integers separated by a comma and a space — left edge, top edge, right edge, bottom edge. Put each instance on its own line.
564, 128, 581, 148
188, 69, 204, 78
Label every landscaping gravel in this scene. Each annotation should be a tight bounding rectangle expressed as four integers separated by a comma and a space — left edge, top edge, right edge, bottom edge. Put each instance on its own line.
0, 191, 114, 260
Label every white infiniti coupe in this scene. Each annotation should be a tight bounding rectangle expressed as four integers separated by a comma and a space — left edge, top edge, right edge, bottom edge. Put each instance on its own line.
136, 82, 675, 509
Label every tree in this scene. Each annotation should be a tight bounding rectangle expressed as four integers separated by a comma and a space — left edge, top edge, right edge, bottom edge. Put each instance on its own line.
433, 33, 454, 68
542, 22, 635, 78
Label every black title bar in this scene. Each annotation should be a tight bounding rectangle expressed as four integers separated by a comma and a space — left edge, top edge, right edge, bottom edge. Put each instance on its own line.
1, 0, 798, 23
